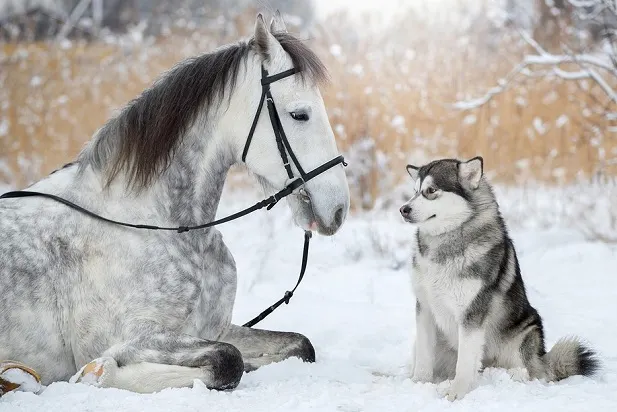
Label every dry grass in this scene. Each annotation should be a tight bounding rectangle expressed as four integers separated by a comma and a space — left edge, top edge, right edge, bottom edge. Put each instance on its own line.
2, 10, 617, 208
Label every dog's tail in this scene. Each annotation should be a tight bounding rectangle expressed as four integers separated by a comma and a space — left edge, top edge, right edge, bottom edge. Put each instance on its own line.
542, 337, 600, 381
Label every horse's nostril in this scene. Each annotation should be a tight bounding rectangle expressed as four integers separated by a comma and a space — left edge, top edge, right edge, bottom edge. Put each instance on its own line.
333, 206, 344, 227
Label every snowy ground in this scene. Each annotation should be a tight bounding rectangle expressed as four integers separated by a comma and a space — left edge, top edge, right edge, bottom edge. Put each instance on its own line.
1, 182, 617, 411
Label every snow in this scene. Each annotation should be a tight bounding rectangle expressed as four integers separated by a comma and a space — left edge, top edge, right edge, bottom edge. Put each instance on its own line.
1, 184, 617, 411
0, 369, 41, 394
556, 115, 569, 128
390, 114, 405, 128
0, 119, 8, 137
463, 114, 477, 125
329, 44, 342, 57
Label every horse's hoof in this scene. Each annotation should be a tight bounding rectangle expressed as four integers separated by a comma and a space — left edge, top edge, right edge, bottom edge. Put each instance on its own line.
0, 360, 42, 396
289, 333, 316, 363
205, 343, 244, 391
70, 357, 118, 388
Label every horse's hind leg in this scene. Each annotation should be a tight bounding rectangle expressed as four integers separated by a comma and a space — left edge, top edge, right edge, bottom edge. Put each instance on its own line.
220, 324, 315, 372
71, 333, 244, 393
0, 361, 43, 396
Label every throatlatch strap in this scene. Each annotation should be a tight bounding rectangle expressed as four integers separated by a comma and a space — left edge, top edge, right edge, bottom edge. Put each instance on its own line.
243, 230, 311, 328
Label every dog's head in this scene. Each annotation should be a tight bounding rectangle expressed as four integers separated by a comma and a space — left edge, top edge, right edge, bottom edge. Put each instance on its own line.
399, 157, 485, 235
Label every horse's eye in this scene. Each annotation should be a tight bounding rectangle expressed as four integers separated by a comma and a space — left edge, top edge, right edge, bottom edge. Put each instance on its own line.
290, 111, 309, 122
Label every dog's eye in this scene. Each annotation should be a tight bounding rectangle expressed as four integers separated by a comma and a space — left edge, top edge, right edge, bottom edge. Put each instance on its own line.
290, 111, 309, 122
426, 187, 436, 195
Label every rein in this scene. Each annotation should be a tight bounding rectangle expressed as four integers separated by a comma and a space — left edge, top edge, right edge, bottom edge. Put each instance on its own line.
0, 65, 347, 329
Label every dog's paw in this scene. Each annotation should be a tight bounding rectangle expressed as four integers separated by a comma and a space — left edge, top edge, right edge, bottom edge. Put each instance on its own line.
444, 379, 471, 402
411, 369, 433, 383
506, 367, 529, 382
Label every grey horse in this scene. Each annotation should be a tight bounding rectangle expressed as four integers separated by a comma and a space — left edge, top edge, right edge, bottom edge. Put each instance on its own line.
0, 13, 350, 394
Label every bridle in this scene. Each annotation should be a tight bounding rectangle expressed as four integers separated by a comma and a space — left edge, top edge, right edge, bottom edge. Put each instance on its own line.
242, 66, 346, 191
0, 65, 347, 328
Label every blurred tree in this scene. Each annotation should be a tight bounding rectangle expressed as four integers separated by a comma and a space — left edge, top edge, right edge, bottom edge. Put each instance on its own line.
0, 0, 316, 41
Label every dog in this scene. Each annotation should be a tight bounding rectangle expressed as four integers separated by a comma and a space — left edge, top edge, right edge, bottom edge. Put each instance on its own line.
399, 156, 599, 401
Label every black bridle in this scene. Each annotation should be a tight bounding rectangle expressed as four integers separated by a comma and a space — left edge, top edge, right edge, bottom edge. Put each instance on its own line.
0, 65, 347, 328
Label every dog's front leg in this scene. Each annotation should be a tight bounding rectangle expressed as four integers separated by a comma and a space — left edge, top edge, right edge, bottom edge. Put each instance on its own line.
411, 299, 437, 383
446, 325, 485, 401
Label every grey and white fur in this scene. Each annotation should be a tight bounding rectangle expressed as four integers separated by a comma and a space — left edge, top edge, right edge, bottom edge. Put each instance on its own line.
0, 13, 349, 394
399, 157, 599, 401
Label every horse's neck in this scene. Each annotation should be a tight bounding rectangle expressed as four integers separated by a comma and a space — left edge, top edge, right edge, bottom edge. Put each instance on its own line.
150, 129, 233, 225
64, 125, 234, 227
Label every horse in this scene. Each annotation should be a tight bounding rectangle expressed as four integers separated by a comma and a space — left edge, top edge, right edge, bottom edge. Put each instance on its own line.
0, 13, 350, 394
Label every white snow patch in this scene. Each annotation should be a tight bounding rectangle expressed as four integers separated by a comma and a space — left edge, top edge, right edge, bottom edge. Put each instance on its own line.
329, 44, 342, 57
0, 118, 8, 136
30, 76, 43, 87
351, 64, 364, 76
556, 115, 569, 128
335, 124, 345, 137
391, 115, 405, 131
533, 117, 547, 135
463, 114, 477, 125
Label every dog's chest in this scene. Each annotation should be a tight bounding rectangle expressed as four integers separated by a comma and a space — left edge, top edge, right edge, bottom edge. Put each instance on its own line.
412, 251, 482, 332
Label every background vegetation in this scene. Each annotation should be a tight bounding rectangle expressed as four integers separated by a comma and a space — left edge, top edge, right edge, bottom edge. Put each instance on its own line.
2, 0, 617, 210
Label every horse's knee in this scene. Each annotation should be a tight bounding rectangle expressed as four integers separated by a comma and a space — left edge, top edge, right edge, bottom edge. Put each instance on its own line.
205, 343, 244, 390
286, 333, 315, 363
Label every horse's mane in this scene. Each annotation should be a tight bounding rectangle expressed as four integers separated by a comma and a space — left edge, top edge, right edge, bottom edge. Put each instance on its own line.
80, 32, 329, 190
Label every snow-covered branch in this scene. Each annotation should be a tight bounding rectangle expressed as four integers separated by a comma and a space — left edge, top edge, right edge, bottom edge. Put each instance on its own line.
568, 0, 607, 8
453, 24, 617, 110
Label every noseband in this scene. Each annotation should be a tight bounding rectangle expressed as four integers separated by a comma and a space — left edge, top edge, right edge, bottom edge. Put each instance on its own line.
0, 65, 347, 328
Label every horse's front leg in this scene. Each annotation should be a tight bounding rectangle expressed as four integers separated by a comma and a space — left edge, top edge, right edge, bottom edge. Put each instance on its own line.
220, 324, 315, 372
71, 333, 244, 393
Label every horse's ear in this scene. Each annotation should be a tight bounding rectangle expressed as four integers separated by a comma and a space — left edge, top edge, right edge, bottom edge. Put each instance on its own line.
254, 13, 285, 63
270, 10, 288, 33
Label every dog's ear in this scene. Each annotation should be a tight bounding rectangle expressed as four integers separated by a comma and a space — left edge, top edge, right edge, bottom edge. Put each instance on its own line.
458, 156, 483, 189
406, 165, 419, 181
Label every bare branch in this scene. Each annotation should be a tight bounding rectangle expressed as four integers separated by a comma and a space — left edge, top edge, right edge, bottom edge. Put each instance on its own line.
57, 0, 93, 40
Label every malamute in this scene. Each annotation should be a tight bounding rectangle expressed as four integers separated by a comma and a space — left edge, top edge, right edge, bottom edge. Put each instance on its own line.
399, 157, 599, 401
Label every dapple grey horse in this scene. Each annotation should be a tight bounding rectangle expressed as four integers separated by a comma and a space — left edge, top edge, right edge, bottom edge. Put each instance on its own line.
0, 13, 349, 394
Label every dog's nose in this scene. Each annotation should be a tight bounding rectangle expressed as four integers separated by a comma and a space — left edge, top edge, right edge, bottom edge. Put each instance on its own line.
400, 205, 411, 217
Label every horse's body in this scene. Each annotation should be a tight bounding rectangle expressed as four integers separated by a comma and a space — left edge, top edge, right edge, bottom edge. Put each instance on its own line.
0, 14, 349, 393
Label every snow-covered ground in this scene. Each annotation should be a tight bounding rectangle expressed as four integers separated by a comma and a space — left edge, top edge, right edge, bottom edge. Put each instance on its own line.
1, 182, 616, 411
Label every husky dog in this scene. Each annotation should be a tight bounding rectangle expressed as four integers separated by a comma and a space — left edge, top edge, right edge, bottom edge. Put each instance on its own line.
399, 157, 599, 401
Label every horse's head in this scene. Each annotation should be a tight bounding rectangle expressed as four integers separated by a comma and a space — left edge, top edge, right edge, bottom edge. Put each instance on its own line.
229, 14, 350, 236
